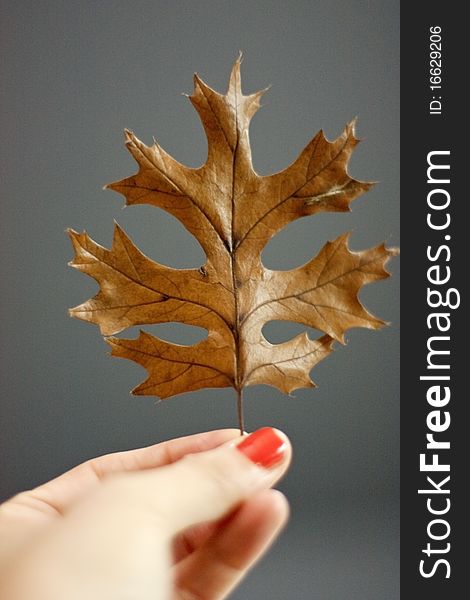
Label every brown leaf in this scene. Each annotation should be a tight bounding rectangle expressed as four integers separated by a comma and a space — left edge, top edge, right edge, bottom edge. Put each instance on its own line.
68, 56, 398, 425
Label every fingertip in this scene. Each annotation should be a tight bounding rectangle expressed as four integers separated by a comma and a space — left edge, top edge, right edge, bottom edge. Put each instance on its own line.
271, 428, 292, 468
251, 488, 290, 528
267, 488, 290, 513
236, 427, 292, 470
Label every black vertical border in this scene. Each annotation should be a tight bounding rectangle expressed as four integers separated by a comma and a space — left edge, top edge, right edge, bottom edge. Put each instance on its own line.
401, 3, 465, 597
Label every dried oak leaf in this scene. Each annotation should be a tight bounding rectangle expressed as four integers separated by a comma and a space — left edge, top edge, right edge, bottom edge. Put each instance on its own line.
68, 57, 397, 425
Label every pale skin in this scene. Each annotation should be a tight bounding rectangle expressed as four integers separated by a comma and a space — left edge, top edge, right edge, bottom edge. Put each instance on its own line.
0, 429, 291, 600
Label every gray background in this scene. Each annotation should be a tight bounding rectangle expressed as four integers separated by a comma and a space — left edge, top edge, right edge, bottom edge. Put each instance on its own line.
0, 1, 399, 598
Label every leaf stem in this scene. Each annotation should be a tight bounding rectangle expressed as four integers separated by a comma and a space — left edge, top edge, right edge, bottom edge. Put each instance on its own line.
236, 388, 245, 435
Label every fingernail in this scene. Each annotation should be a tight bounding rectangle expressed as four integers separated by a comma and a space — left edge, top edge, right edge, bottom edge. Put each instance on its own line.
236, 427, 287, 468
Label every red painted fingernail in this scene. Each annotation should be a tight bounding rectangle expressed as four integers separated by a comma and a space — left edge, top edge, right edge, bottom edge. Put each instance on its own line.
236, 427, 287, 468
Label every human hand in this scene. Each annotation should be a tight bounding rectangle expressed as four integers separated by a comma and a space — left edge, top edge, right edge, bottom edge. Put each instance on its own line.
0, 427, 291, 599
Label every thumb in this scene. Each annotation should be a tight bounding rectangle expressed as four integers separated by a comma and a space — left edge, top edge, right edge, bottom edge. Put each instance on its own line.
124, 427, 291, 535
